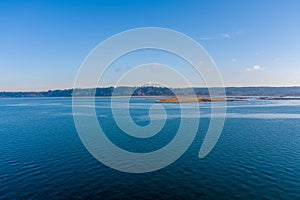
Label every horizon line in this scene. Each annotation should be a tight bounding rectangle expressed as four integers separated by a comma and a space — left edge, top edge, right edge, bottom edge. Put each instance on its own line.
2, 85, 300, 93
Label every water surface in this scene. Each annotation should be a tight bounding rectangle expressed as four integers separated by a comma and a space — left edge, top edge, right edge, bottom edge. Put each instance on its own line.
1, 98, 299, 199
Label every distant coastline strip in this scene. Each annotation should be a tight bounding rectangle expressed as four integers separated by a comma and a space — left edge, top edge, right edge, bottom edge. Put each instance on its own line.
1, 86, 300, 98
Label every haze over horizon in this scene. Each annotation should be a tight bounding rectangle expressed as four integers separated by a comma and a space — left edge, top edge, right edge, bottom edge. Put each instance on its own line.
1, 0, 300, 91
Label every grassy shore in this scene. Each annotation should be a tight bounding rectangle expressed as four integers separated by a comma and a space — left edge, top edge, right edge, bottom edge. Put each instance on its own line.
155, 96, 245, 103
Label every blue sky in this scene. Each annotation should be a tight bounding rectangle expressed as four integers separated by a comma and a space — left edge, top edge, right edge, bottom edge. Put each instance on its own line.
1, 0, 300, 91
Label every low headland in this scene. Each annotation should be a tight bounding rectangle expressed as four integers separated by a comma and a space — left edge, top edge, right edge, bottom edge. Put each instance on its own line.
153, 96, 245, 103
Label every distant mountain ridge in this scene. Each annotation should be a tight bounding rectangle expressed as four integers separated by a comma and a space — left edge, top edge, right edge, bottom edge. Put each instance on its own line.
1, 86, 300, 97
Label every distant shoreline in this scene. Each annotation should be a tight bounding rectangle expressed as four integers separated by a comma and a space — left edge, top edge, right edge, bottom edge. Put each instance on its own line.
1, 86, 300, 98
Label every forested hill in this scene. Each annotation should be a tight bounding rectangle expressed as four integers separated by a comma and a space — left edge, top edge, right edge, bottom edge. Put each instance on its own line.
1, 86, 300, 97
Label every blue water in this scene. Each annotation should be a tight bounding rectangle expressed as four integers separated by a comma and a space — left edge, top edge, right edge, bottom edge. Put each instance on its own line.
1, 98, 300, 199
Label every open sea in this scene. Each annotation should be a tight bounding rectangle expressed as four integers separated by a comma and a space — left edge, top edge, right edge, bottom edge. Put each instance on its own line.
1, 97, 300, 199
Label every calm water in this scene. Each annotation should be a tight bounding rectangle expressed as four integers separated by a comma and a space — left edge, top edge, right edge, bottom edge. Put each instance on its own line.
1, 97, 300, 199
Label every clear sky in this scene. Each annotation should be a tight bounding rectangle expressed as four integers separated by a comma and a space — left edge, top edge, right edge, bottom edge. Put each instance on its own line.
1, 0, 300, 91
